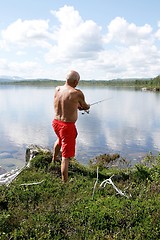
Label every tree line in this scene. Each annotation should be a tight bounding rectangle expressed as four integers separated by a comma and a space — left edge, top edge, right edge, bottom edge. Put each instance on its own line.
0, 75, 160, 89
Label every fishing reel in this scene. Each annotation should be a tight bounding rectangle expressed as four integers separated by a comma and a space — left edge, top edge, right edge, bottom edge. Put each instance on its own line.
82, 110, 90, 115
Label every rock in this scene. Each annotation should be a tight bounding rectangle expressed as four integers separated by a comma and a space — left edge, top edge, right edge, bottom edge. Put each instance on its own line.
25, 145, 51, 167
153, 87, 160, 91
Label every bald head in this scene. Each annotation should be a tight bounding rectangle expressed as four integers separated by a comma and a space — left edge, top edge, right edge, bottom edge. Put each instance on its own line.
66, 70, 80, 86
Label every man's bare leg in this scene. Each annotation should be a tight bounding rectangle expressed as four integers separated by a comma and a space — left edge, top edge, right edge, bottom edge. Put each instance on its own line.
61, 157, 69, 182
52, 139, 61, 162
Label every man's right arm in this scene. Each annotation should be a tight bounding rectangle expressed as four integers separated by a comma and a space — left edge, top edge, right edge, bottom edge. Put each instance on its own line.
77, 90, 90, 111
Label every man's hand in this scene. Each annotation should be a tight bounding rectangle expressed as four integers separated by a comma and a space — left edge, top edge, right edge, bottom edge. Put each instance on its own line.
78, 105, 84, 111
78, 104, 90, 111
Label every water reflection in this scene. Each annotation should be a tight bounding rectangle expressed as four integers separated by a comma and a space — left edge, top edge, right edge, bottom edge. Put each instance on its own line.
0, 85, 160, 171
76, 87, 160, 164
0, 86, 54, 171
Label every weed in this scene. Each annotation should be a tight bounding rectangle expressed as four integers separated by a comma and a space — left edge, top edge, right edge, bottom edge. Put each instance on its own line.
0, 152, 160, 239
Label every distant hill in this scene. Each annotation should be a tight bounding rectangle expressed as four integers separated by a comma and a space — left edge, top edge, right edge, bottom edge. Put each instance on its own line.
0, 75, 25, 82
0, 75, 152, 83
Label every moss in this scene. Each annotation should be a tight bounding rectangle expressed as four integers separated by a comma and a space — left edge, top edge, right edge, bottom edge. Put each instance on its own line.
0, 152, 160, 239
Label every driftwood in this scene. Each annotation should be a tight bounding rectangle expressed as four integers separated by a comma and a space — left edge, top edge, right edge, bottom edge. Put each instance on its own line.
0, 145, 50, 186
0, 168, 24, 186
20, 180, 45, 186
92, 167, 131, 198
99, 175, 131, 198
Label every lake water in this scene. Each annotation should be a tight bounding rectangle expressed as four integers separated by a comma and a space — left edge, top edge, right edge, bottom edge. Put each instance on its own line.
0, 84, 160, 172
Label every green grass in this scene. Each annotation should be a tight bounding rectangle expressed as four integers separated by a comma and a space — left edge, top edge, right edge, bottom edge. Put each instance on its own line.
0, 152, 160, 239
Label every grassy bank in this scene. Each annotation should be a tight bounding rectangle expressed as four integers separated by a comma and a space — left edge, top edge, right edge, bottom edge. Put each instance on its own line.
0, 152, 160, 239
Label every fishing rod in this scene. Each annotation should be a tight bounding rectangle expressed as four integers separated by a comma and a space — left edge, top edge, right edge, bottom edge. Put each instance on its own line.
82, 97, 113, 114
90, 97, 113, 106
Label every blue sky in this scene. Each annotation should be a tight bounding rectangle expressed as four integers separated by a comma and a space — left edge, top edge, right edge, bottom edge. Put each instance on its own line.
0, 0, 160, 80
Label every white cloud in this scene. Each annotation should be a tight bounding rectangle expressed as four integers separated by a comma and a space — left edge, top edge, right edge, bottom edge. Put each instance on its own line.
155, 21, 160, 39
16, 50, 26, 56
1, 19, 53, 49
0, 5, 160, 79
51, 5, 82, 28
46, 5, 102, 64
0, 59, 43, 78
104, 17, 152, 45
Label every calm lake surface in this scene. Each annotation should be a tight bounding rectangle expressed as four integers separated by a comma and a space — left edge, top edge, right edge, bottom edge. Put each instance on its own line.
0, 84, 160, 172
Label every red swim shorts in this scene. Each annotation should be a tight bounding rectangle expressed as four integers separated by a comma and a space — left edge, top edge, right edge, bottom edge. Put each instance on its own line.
52, 119, 77, 158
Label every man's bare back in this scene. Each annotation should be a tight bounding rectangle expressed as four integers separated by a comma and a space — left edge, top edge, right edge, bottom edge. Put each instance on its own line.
54, 74, 90, 122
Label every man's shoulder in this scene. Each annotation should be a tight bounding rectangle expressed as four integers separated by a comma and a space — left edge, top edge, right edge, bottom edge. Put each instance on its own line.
56, 86, 61, 91
75, 88, 83, 94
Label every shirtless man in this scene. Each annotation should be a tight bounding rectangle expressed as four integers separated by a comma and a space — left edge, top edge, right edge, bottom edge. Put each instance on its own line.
52, 70, 90, 182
